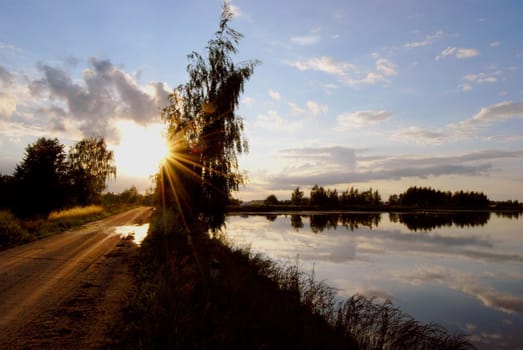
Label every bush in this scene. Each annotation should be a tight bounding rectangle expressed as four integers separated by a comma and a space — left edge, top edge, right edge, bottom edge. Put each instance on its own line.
0, 211, 31, 248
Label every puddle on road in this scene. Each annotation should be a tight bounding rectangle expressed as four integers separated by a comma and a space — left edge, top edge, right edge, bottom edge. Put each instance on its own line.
114, 224, 150, 245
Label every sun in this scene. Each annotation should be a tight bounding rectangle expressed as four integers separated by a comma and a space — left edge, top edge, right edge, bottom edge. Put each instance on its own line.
113, 120, 169, 178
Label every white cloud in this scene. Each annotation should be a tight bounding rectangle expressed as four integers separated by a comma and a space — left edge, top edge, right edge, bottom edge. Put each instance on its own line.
394, 101, 523, 144
464, 71, 500, 84
404, 30, 444, 48
337, 110, 392, 130
290, 56, 355, 76
291, 34, 320, 45
268, 89, 281, 101
457, 100, 523, 128
289, 100, 327, 116
288, 102, 305, 114
436, 46, 456, 60
490, 41, 501, 47
290, 55, 397, 87
242, 96, 255, 108
375, 56, 397, 76
457, 48, 480, 59
306, 100, 327, 115
458, 83, 473, 92
254, 110, 303, 131
436, 46, 479, 60
458, 70, 502, 91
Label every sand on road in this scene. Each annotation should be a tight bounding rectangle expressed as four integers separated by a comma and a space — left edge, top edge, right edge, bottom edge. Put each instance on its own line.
0, 206, 153, 349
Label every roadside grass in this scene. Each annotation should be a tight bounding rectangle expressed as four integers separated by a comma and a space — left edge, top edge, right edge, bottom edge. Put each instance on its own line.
48, 205, 104, 220
0, 204, 136, 250
118, 208, 475, 349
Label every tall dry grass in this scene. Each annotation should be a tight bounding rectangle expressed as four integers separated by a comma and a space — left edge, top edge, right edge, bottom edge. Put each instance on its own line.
48, 205, 104, 220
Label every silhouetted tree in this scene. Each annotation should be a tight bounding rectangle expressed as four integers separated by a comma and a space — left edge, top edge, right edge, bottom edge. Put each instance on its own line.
12, 138, 68, 218
291, 187, 304, 205
0, 174, 16, 209
161, 3, 259, 230
68, 137, 116, 205
264, 194, 279, 206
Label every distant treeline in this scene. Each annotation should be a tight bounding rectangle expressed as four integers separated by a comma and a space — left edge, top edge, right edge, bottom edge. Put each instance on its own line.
240, 185, 521, 211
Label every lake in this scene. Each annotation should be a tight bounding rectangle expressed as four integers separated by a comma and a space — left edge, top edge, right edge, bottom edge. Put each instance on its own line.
223, 211, 523, 349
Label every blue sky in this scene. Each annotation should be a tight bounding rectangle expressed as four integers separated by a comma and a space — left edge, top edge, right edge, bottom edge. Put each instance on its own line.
1, 0, 522, 201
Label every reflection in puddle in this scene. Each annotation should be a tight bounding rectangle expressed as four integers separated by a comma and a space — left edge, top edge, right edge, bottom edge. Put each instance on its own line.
114, 224, 150, 245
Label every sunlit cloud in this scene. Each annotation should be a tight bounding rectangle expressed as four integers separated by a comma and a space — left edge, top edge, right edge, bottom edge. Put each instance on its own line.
336, 110, 392, 130
26, 57, 169, 142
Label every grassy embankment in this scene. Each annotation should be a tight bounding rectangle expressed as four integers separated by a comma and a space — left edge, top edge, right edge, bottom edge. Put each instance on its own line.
115, 208, 475, 350
0, 203, 136, 250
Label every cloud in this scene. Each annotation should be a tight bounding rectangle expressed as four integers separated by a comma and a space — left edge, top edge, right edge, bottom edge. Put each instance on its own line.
490, 41, 501, 47
289, 100, 328, 116
0, 65, 14, 87
254, 110, 303, 131
464, 71, 501, 84
337, 110, 392, 130
268, 89, 281, 101
290, 56, 355, 76
281, 146, 357, 170
267, 148, 522, 189
458, 83, 473, 92
28, 57, 170, 141
0, 93, 16, 118
242, 96, 255, 108
395, 101, 523, 144
454, 100, 523, 130
290, 55, 397, 87
457, 48, 480, 59
436, 46, 479, 60
404, 30, 444, 48
291, 34, 320, 45
400, 267, 523, 314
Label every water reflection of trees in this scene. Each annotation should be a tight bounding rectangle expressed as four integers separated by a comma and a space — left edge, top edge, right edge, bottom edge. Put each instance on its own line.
495, 211, 522, 219
287, 212, 493, 232
389, 212, 490, 231
290, 213, 382, 233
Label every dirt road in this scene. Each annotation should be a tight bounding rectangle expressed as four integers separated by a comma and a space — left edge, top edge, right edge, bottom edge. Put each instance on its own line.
0, 206, 153, 349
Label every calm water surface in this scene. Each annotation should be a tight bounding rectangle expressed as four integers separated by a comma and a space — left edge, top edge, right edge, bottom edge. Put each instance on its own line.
224, 212, 523, 349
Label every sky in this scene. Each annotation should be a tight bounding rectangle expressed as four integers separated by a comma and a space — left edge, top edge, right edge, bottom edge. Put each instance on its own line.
1, 0, 522, 201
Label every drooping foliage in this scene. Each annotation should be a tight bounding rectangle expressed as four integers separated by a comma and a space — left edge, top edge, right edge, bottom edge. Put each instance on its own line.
160, 4, 259, 230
